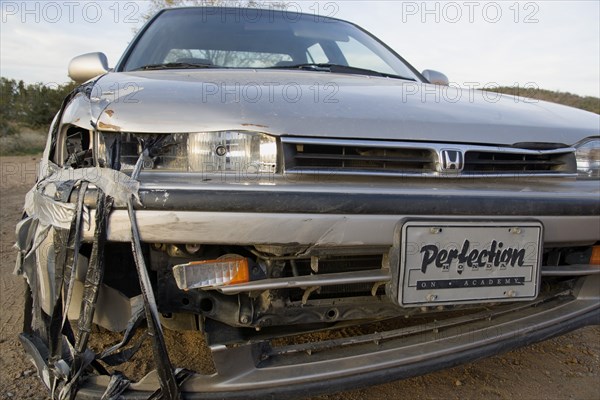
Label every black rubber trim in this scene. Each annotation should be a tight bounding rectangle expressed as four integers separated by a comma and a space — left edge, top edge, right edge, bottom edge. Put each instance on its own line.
80, 188, 599, 216
74, 308, 599, 400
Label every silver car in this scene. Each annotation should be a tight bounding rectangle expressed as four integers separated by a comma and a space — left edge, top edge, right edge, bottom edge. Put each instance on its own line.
16, 6, 599, 399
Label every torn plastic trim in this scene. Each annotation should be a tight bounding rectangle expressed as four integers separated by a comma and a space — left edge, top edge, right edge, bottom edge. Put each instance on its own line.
21, 167, 139, 234
62, 182, 89, 329
75, 192, 112, 351
17, 166, 139, 317
15, 189, 102, 399
16, 160, 146, 397
127, 145, 181, 399
41, 167, 140, 207
51, 190, 113, 400
25, 189, 78, 230
98, 300, 145, 363
100, 373, 130, 400
18, 181, 180, 399
65, 282, 144, 333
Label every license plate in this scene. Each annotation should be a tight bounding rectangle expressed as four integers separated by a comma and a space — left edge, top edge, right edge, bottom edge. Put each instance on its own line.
399, 221, 542, 306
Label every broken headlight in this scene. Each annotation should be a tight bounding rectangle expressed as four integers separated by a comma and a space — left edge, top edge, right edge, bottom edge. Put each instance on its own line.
575, 137, 600, 179
101, 131, 278, 174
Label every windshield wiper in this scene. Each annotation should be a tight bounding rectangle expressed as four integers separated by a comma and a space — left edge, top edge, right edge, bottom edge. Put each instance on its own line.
268, 63, 416, 81
134, 62, 216, 71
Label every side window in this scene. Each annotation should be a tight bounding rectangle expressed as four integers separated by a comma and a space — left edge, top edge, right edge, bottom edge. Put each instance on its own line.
306, 43, 329, 64
336, 37, 395, 74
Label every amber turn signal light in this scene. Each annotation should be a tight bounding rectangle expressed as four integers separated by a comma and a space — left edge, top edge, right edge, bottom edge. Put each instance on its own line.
590, 246, 600, 266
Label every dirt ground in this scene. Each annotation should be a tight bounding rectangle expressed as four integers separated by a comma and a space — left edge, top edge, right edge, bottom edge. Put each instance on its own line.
0, 155, 598, 400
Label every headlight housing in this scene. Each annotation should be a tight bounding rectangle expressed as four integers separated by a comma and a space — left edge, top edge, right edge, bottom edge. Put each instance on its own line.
101, 131, 278, 176
188, 131, 277, 174
575, 137, 600, 179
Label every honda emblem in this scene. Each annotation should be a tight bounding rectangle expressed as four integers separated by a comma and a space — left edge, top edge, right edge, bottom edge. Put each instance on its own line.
440, 149, 464, 172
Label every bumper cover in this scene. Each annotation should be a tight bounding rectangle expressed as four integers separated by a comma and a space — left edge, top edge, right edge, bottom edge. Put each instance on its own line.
79, 179, 600, 246
21, 275, 600, 399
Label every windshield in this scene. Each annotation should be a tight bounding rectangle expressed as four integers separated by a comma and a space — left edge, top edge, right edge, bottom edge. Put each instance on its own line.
120, 7, 420, 80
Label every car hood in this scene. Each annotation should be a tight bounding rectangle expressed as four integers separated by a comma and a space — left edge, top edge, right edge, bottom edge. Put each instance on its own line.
93, 70, 599, 146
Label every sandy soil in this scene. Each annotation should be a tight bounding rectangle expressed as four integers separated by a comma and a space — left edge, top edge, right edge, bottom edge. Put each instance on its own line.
0, 155, 598, 400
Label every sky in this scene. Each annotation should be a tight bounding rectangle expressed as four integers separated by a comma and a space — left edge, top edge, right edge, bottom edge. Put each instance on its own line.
1, 0, 599, 97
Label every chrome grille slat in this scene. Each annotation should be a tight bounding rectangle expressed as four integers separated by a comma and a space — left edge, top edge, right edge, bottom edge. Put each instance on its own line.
466, 160, 563, 165
294, 154, 431, 163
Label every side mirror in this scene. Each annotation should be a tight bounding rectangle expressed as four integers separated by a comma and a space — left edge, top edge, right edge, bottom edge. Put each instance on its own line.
68, 52, 109, 83
421, 69, 449, 86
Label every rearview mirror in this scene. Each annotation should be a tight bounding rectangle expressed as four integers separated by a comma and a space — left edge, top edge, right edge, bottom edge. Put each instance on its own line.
68, 52, 109, 83
421, 69, 449, 86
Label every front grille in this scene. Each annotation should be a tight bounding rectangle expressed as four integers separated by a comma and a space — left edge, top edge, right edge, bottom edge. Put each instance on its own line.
464, 151, 570, 173
290, 143, 434, 172
283, 138, 576, 178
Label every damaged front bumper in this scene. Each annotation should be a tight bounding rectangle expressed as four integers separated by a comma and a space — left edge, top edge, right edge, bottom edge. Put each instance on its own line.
82, 175, 600, 245
21, 275, 600, 399
15, 165, 600, 399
